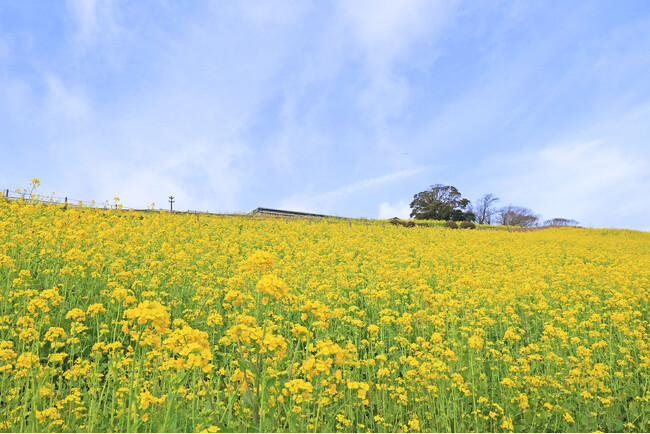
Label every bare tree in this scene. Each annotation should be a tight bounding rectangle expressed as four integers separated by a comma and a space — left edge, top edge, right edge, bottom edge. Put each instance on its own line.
472, 193, 500, 224
497, 205, 540, 227
544, 218, 579, 226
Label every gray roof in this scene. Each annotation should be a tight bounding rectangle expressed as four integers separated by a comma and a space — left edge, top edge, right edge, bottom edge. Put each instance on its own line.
250, 207, 332, 218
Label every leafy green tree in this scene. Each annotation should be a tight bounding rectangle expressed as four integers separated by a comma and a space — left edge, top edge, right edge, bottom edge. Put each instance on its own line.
409, 184, 476, 221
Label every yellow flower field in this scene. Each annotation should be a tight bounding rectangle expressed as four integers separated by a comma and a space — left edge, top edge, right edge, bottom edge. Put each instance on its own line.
0, 196, 649, 432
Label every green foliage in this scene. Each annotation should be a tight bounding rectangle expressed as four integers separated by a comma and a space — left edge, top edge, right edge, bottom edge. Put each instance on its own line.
410, 184, 475, 221
389, 218, 416, 228
445, 220, 459, 229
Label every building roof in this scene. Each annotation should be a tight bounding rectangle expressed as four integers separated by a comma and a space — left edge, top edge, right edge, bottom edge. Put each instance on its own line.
250, 207, 332, 218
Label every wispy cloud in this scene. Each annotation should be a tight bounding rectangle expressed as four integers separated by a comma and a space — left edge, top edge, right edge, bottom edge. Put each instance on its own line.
378, 200, 411, 219
280, 167, 427, 214
0, 34, 8, 60
471, 139, 649, 230
336, 0, 454, 68
335, 0, 457, 151
44, 73, 90, 119
1, 2, 649, 229
65, 0, 123, 49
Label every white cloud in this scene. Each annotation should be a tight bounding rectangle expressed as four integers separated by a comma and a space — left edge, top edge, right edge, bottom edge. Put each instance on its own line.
336, 0, 456, 140
66, 0, 99, 40
23, 2, 301, 211
358, 72, 410, 134
0, 35, 8, 60
65, 0, 122, 48
44, 74, 89, 119
47, 136, 254, 214
379, 200, 411, 219
337, 0, 453, 67
158, 140, 253, 212
323, 167, 426, 198
4, 2, 650, 229
475, 140, 649, 230
0, 77, 34, 121
281, 167, 426, 214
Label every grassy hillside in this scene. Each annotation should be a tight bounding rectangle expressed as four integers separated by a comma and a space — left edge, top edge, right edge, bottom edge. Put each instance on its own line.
1, 198, 649, 432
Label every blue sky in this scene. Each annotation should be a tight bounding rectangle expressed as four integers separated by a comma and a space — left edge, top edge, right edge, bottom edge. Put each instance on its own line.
1, 1, 649, 230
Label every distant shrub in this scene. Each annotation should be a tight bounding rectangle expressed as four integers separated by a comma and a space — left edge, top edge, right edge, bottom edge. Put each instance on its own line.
389, 218, 416, 228
445, 220, 458, 229
460, 221, 476, 229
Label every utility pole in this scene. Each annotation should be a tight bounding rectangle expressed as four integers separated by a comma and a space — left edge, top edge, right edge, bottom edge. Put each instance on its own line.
168, 196, 175, 212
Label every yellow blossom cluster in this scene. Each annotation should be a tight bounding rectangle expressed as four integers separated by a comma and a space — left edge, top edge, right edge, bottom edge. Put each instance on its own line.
256, 274, 288, 300
0, 195, 648, 432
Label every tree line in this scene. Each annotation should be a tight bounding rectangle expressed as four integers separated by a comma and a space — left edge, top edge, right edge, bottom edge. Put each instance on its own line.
409, 184, 579, 227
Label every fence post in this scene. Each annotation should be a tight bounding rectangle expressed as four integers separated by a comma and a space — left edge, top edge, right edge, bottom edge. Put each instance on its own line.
64, 197, 68, 210
5, 189, 8, 197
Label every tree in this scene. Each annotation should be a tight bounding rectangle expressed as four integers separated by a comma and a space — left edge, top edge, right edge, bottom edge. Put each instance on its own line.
409, 184, 476, 221
544, 218, 579, 226
497, 205, 540, 227
472, 193, 500, 224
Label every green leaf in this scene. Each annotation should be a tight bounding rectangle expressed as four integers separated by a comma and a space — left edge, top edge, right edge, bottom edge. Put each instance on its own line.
615, 419, 624, 431
167, 392, 182, 401
242, 393, 255, 408
523, 410, 534, 424
166, 414, 178, 432
237, 357, 256, 373
610, 419, 624, 432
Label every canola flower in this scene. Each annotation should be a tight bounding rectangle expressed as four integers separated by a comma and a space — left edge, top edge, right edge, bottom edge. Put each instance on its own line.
0, 193, 649, 432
